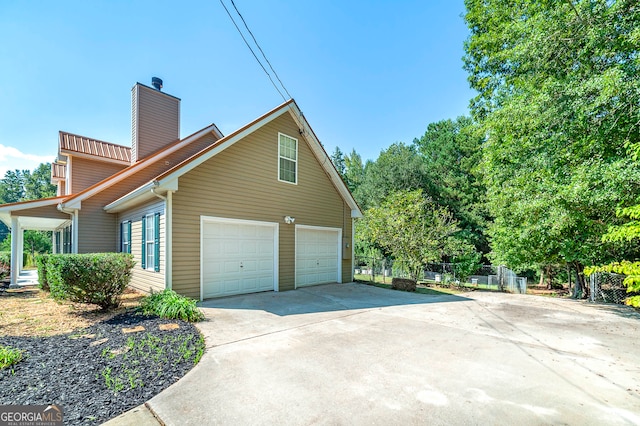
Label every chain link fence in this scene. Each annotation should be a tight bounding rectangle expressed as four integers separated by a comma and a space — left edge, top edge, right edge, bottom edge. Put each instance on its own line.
354, 257, 527, 294
589, 272, 629, 304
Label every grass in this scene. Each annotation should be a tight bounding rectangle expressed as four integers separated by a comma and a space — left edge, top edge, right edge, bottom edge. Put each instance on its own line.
355, 273, 507, 293
0, 344, 24, 369
98, 332, 205, 394
138, 290, 204, 322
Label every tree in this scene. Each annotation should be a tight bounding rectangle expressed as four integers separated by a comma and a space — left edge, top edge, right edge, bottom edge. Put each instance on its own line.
414, 116, 490, 255
463, 0, 640, 296
330, 147, 346, 177
354, 143, 429, 210
24, 163, 56, 200
343, 149, 365, 194
359, 189, 461, 280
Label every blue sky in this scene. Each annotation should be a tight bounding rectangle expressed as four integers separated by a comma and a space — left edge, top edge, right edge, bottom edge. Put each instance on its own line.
0, 0, 474, 177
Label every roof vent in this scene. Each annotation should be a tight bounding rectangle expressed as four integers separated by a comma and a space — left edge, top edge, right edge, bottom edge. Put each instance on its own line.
151, 77, 163, 91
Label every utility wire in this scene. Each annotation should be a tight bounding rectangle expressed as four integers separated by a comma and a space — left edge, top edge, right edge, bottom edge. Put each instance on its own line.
229, 0, 293, 100
219, 0, 286, 101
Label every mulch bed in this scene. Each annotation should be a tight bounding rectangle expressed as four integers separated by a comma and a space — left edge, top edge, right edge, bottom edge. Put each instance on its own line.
0, 312, 204, 425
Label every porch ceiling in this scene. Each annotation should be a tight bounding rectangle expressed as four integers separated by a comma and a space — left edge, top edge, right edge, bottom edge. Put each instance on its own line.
14, 216, 70, 231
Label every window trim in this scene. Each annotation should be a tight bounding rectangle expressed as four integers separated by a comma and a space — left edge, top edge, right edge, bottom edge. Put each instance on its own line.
144, 214, 155, 271
278, 132, 298, 185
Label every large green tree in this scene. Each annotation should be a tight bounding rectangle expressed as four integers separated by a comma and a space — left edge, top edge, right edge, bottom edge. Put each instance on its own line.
359, 189, 462, 280
414, 116, 489, 255
464, 0, 640, 296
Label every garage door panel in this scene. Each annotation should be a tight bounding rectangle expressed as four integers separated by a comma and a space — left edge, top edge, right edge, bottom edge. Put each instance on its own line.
202, 219, 276, 299
296, 228, 340, 288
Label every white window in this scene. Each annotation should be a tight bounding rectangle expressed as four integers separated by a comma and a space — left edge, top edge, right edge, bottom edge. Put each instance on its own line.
145, 214, 155, 270
278, 133, 298, 184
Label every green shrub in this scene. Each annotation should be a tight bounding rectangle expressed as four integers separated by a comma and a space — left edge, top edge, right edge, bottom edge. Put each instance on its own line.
138, 290, 204, 322
47, 253, 135, 310
0, 251, 9, 280
0, 345, 23, 369
35, 254, 49, 290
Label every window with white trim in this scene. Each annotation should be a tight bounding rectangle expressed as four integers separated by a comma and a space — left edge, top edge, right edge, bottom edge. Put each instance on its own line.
141, 213, 160, 272
278, 133, 298, 184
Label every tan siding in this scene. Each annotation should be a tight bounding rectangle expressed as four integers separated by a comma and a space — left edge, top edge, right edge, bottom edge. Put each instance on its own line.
70, 157, 128, 194
342, 202, 353, 283
172, 112, 348, 298
133, 84, 180, 162
77, 133, 218, 254
119, 200, 165, 294
12, 205, 69, 220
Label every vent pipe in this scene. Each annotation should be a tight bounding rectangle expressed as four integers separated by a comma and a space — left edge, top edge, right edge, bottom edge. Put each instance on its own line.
151, 77, 163, 91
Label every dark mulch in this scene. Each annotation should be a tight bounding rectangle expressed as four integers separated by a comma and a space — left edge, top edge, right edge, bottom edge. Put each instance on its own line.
0, 312, 205, 425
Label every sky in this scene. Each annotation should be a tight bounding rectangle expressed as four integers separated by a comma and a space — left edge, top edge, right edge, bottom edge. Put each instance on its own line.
0, 0, 475, 178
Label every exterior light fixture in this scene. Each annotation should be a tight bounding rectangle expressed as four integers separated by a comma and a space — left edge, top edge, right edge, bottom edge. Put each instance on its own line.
284, 216, 295, 224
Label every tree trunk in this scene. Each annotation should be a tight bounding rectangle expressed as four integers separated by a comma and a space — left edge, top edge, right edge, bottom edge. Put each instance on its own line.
545, 265, 554, 290
539, 268, 545, 287
572, 261, 587, 299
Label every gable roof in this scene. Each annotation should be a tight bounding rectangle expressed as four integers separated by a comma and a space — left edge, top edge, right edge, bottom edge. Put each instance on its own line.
59, 131, 131, 164
105, 100, 363, 218
58, 123, 224, 210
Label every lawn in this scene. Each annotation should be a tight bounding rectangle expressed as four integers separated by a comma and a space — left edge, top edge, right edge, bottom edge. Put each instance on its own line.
356, 278, 464, 295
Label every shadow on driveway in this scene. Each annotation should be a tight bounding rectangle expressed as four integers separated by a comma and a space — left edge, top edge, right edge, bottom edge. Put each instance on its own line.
198, 282, 471, 316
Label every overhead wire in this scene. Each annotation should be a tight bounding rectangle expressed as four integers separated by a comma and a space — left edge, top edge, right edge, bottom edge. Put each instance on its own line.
229, 0, 293, 100
218, 0, 286, 101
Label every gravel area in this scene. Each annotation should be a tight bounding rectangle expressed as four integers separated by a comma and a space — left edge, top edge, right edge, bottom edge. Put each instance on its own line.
0, 312, 204, 425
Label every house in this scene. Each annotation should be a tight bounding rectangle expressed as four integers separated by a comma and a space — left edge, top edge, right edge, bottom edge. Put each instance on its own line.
0, 79, 362, 300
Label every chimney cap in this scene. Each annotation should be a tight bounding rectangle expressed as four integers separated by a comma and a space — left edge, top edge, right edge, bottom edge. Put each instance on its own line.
151, 77, 163, 91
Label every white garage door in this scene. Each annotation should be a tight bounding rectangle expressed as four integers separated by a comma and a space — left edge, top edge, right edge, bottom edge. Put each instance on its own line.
296, 227, 341, 288
201, 218, 277, 299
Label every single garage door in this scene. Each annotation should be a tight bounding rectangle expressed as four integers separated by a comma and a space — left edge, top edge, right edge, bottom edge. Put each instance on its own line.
296, 226, 341, 287
201, 218, 277, 299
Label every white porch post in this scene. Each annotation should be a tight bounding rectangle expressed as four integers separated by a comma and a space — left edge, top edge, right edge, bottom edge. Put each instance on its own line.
9, 216, 20, 288
17, 226, 24, 274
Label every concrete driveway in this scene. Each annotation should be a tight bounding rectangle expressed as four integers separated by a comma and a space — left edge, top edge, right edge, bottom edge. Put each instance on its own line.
147, 283, 640, 425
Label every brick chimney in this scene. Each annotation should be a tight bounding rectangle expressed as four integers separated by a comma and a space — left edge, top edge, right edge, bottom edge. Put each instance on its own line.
131, 78, 180, 162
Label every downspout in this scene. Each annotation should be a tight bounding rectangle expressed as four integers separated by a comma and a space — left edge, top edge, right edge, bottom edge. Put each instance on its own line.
57, 204, 78, 254
151, 184, 172, 290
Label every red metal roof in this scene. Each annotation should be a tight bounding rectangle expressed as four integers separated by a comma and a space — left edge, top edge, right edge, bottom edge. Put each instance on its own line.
59, 131, 131, 163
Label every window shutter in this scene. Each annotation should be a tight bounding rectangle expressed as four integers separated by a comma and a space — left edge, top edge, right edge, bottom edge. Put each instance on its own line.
141, 216, 146, 269
127, 221, 132, 254
154, 212, 160, 272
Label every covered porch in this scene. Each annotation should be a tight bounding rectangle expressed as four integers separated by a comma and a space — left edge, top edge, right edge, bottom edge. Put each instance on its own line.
0, 197, 74, 288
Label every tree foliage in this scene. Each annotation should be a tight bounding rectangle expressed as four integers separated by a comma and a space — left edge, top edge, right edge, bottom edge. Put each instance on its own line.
464, 0, 640, 295
359, 189, 461, 280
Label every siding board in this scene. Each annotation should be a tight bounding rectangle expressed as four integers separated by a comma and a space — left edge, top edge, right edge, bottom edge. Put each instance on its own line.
118, 200, 165, 294
172, 112, 353, 298
77, 133, 218, 254
70, 157, 128, 194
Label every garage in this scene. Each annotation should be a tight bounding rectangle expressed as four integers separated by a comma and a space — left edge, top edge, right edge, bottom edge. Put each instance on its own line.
296, 226, 341, 288
201, 217, 277, 299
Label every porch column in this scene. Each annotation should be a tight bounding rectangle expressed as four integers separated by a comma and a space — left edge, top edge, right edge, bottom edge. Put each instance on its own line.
17, 226, 24, 274
9, 216, 20, 288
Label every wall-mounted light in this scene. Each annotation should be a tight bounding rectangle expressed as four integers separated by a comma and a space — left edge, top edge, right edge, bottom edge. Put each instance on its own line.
284, 216, 295, 224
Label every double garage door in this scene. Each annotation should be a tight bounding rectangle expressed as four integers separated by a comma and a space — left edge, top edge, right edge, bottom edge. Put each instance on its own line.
201, 217, 340, 299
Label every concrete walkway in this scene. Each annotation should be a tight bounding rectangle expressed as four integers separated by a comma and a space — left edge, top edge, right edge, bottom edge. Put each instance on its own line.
107, 283, 640, 425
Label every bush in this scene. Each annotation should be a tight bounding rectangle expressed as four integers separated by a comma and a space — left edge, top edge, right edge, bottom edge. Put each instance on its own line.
35, 254, 49, 290
0, 251, 9, 280
138, 290, 204, 322
392, 277, 417, 292
47, 253, 135, 310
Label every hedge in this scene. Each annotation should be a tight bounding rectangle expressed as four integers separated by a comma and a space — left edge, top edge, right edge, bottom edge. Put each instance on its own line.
35, 254, 49, 290
46, 253, 135, 310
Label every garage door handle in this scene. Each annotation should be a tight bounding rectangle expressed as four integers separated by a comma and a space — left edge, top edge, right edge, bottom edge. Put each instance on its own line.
240, 262, 243, 268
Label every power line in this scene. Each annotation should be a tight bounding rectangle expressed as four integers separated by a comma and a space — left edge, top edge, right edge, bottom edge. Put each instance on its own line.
218, 0, 286, 101
229, 0, 293, 100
